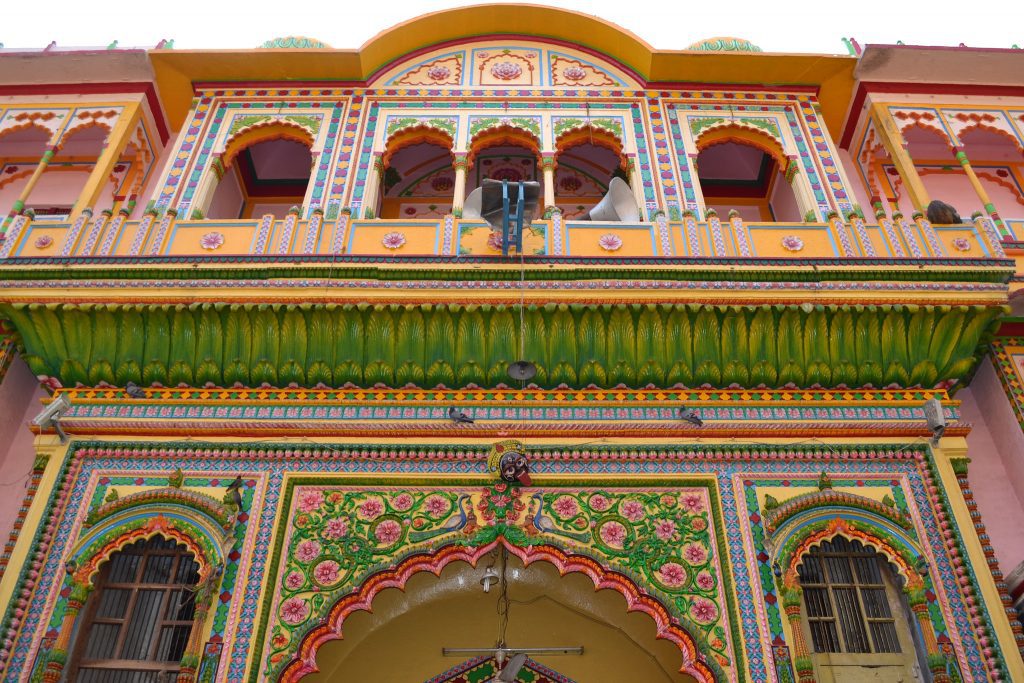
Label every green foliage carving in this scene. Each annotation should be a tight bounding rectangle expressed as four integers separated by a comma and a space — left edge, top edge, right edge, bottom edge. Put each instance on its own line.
2, 302, 1002, 390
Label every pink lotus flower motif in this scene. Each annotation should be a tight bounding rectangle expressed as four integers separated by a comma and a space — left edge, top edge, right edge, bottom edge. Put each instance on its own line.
553, 496, 579, 519
559, 175, 582, 192
690, 597, 719, 624
589, 494, 610, 511
658, 562, 687, 587
279, 596, 310, 625
683, 543, 708, 565
359, 498, 384, 520
427, 64, 451, 81
780, 235, 804, 252
295, 539, 321, 563
284, 571, 304, 590
620, 500, 646, 522
381, 231, 406, 249
680, 493, 704, 514
431, 175, 454, 192
563, 65, 587, 81
661, 494, 677, 507
952, 237, 971, 252
313, 560, 340, 586
374, 519, 402, 545
391, 493, 414, 511
598, 233, 623, 252
297, 490, 324, 513
654, 519, 677, 541
200, 231, 224, 250
599, 521, 627, 548
33, 235, 53, 249
690, 517, 708, 532
424, 495, 450, 517
696, 571, 716, 591
490, 62, 523, 80
487, 230, 503, 251
322, 517, 348, 540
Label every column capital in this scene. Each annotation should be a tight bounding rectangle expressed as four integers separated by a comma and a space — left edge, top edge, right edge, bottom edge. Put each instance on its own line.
453, 153, 470, 171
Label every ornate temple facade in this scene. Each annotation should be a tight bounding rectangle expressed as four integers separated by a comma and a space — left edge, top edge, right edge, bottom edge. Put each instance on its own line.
1, 6, 1024, 682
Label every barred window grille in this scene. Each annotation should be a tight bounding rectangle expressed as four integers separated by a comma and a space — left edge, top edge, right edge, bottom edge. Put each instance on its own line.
69, 536, 201, 682
797, 536, 902, 655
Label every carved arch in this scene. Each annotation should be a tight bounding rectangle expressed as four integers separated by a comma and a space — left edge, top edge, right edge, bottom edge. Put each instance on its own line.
773, 514, 926, 593
54, 120, 113, 153
554, 124, 627, 169
278, 537, 721, 683
694, 123, 790, 173
958, 123, 1024, 155
467, 125, 542, 167
0, 121, 53, 143
67, 487, 235, 586
382, 124, 455, 168
220, 120, 316, 171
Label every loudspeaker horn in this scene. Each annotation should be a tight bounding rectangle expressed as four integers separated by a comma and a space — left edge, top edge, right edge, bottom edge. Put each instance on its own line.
462, 187, 483, 219
585, 177, 640, 222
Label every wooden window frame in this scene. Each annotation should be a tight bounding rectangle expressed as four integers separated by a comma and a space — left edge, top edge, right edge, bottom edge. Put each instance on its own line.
67, 537, 200, 681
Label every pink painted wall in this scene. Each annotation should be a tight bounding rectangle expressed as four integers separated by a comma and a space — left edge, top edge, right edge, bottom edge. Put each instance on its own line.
837, 148, 874, 213
207, 166, 244, 220
0, 356, 47, 548
769, 171, 801, 222
957, 360, 1024, 572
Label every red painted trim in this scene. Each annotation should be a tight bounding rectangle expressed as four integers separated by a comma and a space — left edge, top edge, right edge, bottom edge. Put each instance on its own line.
0, 82, 169, 143
997, 322, 1024, 337
840, 81, 1024, 150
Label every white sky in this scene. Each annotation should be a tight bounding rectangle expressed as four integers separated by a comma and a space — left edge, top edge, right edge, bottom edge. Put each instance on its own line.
3, 0, 1023, 55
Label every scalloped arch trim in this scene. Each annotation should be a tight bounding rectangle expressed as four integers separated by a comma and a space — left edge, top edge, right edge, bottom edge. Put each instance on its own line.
278, 538, 720, 682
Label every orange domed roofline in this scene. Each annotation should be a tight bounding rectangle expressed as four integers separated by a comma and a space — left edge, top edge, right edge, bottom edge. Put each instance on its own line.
358, 3, 654, 81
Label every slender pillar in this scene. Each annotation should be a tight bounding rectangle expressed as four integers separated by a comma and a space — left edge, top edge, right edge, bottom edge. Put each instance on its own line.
0, 144, 59, 234
782, 586, 816, 683
907, 587, 952, 683
626, 154, 646, 221
870, 103, 930, 212
541, 153, 556, 211
953, 146, 1007, 235
70, 101, 142, 225
41, 579, 91, 682
176, 582, 216, 683
360, 152, 384, 219
451, 153, 469, 213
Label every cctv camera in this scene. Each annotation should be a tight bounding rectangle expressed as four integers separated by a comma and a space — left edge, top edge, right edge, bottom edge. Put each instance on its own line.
32, 393, 71, 428
922, 398, 945, 445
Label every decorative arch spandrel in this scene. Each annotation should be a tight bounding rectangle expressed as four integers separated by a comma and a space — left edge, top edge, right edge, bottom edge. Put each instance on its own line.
260, 482, 742, 683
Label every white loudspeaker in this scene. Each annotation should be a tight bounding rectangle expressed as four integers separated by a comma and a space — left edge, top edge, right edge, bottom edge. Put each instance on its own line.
462, 187, 483, 219
585, 177, 640, 223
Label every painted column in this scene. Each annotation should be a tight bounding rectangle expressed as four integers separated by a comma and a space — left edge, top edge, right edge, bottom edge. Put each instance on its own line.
452, 153, 469, 213
176, 582, 216, 683
0, 145, 58, 235
70, 101, 142, 225
190, 156, 225, 220
953, 147, 1007, 236
627, 154, 646, 221
906, 586, 952, 683
787, 158, 819, 222
541, 153, 556, 211
360, 152, 384, 219
870, 103, 930, 212
41, 578, 91, 681
782, 587, 816, 683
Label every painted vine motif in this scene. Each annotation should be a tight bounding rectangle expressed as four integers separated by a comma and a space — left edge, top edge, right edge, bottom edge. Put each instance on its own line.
264, 484, 733, 678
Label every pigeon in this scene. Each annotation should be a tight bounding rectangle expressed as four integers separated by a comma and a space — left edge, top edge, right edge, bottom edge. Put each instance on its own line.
447, 406, 475, 424
125, 381, 146, 399
226, 476, 244, 510
679, 406, 704, 427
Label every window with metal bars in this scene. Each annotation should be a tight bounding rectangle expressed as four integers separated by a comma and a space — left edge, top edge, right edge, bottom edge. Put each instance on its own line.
797, 536, 903, 655
68, 536, 201, 682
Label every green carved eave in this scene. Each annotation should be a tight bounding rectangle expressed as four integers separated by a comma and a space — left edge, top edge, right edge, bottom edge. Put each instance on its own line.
1, 301, 1004, 391
0, 255, 1014, 284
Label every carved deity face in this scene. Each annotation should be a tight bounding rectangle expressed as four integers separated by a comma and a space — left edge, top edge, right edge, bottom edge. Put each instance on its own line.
499, 450, 532, 486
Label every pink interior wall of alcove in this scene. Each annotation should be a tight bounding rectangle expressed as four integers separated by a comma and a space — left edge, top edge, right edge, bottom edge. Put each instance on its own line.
957, 361, 1024, 572
0, 356, 47, 546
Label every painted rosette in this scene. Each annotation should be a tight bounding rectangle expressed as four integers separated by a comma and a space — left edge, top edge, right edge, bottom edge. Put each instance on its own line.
200, 231, 225, 250
780, 235, 804, 252
651, 559, 691, 591
952, 237, 971, 252
593, 515, 633, 554
598, 233, 623, 251
381, 231, 406, 249
33, 235, 53, 249
370, 514, 406, 549
490, 62, 523, 80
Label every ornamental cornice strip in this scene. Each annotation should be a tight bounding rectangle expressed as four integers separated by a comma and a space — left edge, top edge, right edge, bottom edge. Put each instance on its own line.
763, 488, 913, 534
83, 485, 234, 530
